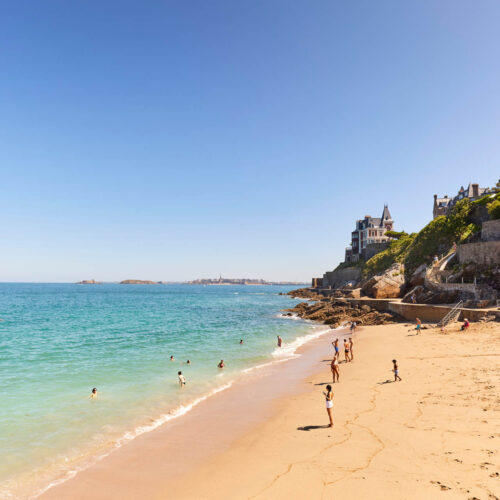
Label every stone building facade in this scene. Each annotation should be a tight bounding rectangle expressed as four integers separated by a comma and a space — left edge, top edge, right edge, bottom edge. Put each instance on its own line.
345, 205, 394, 262
433, 182, 497, 219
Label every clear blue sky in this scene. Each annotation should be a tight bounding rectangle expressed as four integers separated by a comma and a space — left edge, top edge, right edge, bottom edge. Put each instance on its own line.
1, 1, 498, 282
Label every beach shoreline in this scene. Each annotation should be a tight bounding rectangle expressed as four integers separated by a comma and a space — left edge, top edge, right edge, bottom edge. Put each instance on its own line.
35, 319, 344, 499
40, 319, 500, 500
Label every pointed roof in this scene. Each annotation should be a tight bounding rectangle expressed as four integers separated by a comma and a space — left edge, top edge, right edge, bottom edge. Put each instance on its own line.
379, 205, 392, 226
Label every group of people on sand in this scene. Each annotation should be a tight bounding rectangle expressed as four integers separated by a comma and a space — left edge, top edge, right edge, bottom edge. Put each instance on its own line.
323, 323, 402, 427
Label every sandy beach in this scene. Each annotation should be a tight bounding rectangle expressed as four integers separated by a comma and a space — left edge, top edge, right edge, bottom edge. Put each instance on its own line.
41, 320, 500, 500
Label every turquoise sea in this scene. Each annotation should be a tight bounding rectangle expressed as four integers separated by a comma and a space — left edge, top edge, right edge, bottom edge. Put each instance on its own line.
0, 283, 321, 499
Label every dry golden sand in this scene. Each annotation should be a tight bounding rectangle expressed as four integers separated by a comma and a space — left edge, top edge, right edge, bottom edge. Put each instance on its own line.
42, 322, 500, 500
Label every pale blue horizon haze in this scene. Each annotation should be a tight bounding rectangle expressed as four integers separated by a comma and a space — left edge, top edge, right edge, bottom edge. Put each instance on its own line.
1, 0, 499, 282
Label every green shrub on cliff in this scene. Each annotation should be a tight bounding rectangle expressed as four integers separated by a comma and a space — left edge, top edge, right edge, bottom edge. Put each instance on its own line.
363, 233, 415, 276
487, 198, 500, 219
363, 199, 479, 277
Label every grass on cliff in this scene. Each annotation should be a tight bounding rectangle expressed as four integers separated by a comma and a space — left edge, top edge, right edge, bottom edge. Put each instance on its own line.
362, 199, 480, 277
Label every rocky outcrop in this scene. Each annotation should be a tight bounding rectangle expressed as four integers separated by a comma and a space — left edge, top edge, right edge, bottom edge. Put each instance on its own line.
283, 298, 398, 327
286, 288, 324, 300
120, 280, 158, 285
76, 279, 101, 284
409, 264, 427, 287
361, 263, 406, 299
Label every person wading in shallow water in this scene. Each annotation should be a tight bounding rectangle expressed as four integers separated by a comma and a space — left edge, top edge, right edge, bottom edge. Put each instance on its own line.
277, 335, 282, 347
330, 357, 340, 383
323, 385, 333, 427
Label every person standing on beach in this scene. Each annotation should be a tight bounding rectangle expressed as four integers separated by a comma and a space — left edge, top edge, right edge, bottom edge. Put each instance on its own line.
277, 335, 282, 347
332, 339, 340, 360
392, 360, 402, 382
323, 385, 334, 427
344, 339, 351, 362
415, 318, 422, 335
178, 371, 186, 386
330, 357, 340, 383
349, 337, 354, 360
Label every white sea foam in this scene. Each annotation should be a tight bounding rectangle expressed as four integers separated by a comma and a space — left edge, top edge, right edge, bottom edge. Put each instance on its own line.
271, 325, 333, 360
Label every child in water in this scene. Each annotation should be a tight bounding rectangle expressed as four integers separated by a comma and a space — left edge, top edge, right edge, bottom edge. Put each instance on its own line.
178, 371, 186, 386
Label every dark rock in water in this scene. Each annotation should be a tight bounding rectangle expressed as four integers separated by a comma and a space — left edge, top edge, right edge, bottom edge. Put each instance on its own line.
282, 297, 399, 327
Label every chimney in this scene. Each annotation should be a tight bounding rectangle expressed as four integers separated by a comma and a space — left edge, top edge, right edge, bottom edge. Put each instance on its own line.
472, 183, 479, 197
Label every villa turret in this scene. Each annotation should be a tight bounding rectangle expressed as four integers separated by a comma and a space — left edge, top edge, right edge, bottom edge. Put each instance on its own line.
345, 205, 394, 262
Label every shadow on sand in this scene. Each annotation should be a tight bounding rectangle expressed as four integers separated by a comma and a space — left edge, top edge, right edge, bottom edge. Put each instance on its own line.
297, 425, 331, 431
378, 379, 395, 384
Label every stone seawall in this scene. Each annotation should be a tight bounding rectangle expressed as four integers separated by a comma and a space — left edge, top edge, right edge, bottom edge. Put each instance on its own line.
323, 267, 362, 288
457, 241, 500, 266
481, 219, 500, 241
343, 298, 497, 322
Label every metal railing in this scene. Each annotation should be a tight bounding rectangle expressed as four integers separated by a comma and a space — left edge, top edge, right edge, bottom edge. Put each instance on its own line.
437, 300, 463, 327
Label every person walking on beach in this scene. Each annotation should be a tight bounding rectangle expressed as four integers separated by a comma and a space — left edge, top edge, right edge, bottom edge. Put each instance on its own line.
178, 371, 186, 386
344, 339, 351, 362
323, 385, 334, 427
349, 337, 354, 360
392, 360, 402, 382
331, 357, 340, 383
332, 338, 340, 360
218, 360, 225, 368
277, 335, 282, 347
89, 388, 98, 399
415, 317, 422, 335
350, 321, 356, 334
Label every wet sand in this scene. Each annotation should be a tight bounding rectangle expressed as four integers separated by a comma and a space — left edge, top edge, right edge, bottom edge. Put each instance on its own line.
41, 321, 500, 499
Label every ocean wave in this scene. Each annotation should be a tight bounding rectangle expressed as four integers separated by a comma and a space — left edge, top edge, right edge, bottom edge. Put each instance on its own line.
271, 325, 334, 360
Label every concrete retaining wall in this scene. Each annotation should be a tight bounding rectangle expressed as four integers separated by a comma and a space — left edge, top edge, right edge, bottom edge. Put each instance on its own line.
457, 241, 500, 266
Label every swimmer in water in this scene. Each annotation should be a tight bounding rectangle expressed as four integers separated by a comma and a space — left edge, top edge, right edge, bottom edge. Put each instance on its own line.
218, 360, 225, 368
240, 339, 243, 344
170, 355, 175, 361
186, 360, 191, 364
178, 371, 186, 386
89, 388, 98, 399
277, 335, 282, 347
392, 359, 402, 382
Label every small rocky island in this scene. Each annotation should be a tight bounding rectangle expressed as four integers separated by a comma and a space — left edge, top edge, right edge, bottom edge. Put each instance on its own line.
76, 279, 102, 285
119, 279, 159, 285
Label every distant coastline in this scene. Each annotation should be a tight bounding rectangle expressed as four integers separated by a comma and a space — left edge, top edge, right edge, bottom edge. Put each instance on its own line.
75, 278, 308, 286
